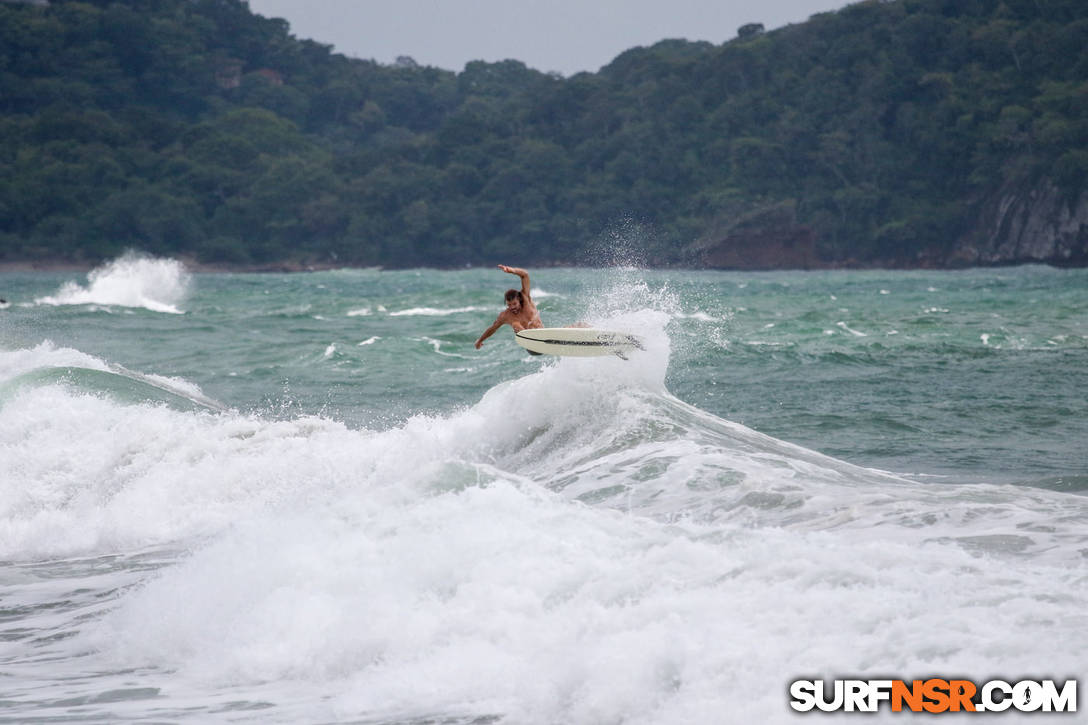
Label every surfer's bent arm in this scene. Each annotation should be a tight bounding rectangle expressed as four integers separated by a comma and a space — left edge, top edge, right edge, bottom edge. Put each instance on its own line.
475, 315, 506, 349
499, 265, 530, 299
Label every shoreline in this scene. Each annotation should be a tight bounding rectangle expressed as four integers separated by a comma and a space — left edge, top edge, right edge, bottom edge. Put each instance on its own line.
0, 258, 351, 275
0, 257, 1083, 275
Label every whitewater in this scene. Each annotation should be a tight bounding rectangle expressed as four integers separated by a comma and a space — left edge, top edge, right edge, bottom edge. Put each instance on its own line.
1, 256, 1086, 723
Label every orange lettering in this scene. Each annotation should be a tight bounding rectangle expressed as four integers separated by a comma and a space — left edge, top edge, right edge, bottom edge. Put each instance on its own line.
892, 680, 924, 712
948, 680, 977, 712
922, 679, 951, 713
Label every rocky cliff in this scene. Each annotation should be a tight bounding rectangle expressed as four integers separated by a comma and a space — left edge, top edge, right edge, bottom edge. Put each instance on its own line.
952, 181, 1088, 267
697, 202, 823, 270
697, 182, 1088, 270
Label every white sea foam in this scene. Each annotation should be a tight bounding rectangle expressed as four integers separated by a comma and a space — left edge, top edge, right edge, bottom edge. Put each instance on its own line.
88, 491, 1087, 723
0, 340, 110, 381
34, 252, 192, 314
2, 315, 1087, 723
390, 306, 489, 317
419, 336, 470, 358
673, 311, 718, 322
836, 320, 868, 337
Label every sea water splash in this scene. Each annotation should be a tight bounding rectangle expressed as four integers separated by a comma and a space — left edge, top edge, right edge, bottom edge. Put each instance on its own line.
34, 252, 192, 314
3, 329, 1088, 722
2, 267, 1087, 723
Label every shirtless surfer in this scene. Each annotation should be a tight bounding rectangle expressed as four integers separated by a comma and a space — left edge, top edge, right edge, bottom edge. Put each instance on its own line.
474, 265, 543, 349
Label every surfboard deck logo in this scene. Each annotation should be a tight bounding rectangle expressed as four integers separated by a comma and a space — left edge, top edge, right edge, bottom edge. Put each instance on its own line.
515, 328, 645, 358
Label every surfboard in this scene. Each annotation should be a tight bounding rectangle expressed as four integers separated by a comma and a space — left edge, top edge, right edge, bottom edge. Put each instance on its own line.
515, 327, 645, 358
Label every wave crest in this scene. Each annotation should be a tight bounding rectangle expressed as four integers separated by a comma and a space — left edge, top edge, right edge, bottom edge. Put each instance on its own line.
35, 252, 192, 314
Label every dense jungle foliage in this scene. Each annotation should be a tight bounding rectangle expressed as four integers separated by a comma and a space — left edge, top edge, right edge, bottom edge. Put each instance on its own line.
1, 0, 1086, 267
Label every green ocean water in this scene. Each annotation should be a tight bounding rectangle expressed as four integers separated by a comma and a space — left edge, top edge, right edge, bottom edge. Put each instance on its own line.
4, 261, 1085, 482
0, 256, 1086, 723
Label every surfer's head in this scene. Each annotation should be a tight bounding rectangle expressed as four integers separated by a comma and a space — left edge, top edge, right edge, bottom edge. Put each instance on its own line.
505, 289, 523, 312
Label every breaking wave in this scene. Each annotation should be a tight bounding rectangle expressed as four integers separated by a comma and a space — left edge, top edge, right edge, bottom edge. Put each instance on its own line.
34, 252, 192, 314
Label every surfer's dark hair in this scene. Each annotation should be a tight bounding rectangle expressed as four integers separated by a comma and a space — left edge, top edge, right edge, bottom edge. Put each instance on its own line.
505, 289, 523, 304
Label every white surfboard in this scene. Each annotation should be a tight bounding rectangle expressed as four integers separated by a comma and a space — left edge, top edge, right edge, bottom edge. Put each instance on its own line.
515, 327, 644, 358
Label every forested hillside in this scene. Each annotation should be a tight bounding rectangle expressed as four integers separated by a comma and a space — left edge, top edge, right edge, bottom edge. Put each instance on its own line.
2, 0, 1086, 268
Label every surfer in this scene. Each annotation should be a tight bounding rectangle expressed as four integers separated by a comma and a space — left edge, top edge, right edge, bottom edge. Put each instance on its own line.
474, 265, 543, 349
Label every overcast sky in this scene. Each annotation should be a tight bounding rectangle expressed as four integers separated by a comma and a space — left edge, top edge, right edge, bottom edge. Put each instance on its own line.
247, 0, 849, 77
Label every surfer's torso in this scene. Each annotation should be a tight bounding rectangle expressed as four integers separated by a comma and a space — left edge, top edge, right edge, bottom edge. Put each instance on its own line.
503, 300, 542, 332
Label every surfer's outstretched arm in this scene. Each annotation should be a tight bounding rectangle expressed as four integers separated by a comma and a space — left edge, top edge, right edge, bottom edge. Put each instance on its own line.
475, 315, 505, 349
498, 265, 530, 299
